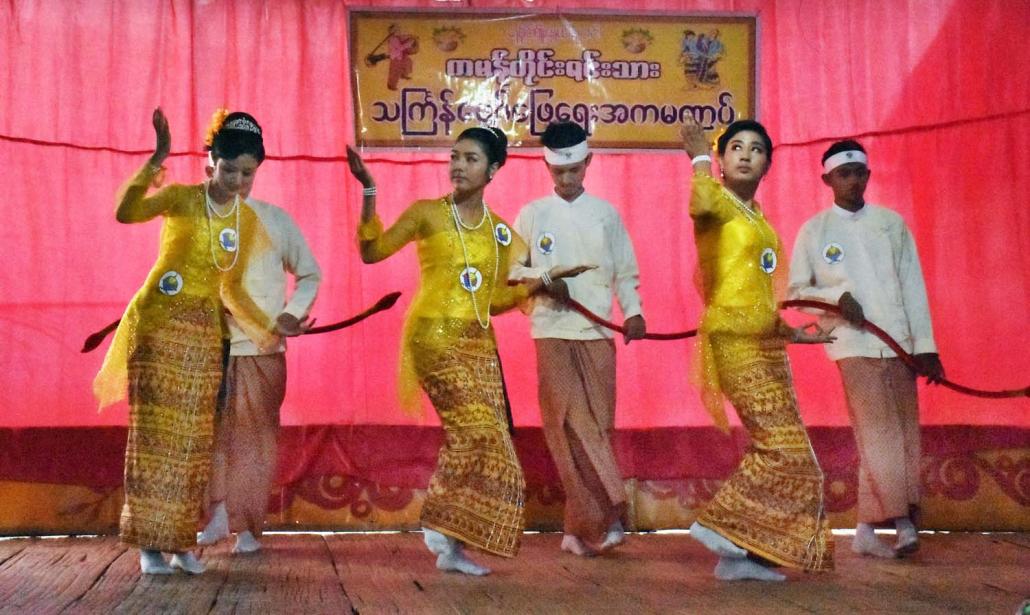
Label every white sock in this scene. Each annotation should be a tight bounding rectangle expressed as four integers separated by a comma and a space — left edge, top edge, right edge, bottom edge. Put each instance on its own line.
852, 523, 895, 558
894, 517, 919, 553
170, 551, 206, 575
197, 501, 229, 545
233, 531, 261, 554
423, 528, 491, 576
714, 557, 786, 582
139, 550, 174, 575
600, 521, 626, 550
436, 544, 491, 576
689, 521, 747, 558
423, 528, 455, 556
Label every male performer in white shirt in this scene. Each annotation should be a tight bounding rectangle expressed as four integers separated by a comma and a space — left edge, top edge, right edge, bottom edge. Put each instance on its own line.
198, 172, 322, 554
513, 121, 645, 557
788, 139, 944, 558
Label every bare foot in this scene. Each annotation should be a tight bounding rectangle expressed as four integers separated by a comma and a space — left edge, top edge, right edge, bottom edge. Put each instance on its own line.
560, 534, 598, 557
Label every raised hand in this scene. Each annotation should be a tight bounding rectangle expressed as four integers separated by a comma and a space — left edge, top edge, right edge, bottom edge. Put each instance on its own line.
150, 107, 171, 167
346, 145, 375, 189
680, 115, 712, 160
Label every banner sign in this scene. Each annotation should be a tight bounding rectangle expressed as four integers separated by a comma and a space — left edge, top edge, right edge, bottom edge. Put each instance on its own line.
350, 10, 757, 149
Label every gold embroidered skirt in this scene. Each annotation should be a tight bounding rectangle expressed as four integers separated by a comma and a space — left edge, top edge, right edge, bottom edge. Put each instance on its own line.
120, 299, 223, 552
697, 333, 834, 571
413, 321, 525, 558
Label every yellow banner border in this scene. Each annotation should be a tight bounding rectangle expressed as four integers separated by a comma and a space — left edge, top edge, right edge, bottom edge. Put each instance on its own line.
348, 7, 758, 151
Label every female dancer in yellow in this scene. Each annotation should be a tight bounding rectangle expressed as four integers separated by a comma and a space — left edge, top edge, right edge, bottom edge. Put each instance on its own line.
345, 128, 588, 575
94, 108, 280, 574
680, 117, 835, 581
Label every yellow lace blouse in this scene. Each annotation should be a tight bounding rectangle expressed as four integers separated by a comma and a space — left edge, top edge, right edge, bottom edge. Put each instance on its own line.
690, 173, 787, 431
358, 196, 529, 412
93, 164, 275, 408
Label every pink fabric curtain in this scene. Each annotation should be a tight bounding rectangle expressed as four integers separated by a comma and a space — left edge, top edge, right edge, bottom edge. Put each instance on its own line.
1, 0, 1027, 433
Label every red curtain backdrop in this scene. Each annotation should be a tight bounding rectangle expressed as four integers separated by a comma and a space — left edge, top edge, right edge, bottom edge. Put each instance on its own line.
0, 0, 1026, 531
2, 0, 1021, 531
1, 0, 1026, 429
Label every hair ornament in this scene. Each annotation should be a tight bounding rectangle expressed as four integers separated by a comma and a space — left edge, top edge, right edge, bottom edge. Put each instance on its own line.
204, 108, 230, 147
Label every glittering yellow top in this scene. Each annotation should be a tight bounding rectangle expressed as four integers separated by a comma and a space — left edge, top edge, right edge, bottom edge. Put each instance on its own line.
93, 163, 275, 408
358, 196, 529, 412
690, 173, 786, 431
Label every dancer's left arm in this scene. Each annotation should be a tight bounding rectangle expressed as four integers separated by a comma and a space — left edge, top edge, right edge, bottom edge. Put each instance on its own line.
611, 212, 646, 344
276, 211, 322, 336
898, 225, 944, 382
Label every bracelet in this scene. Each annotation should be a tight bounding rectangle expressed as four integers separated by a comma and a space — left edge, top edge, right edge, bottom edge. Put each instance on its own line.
691, 154, 712, 166
362, 185, 377, 197
541, 270, 554, 287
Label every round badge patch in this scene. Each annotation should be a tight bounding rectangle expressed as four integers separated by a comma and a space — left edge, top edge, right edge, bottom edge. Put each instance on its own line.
822, 242, 844, 264
459, 266, 483, 293
494, 223, 512, 246
537, 232, 556, 255
219, 228, 238, 252
158, 271, 183, 296
759, 248, 777, 274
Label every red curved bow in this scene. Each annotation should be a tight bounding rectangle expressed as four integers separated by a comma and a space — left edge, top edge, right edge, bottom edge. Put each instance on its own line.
780, 299, 1028, 399
81, 292, 402, 353
564, 298, 1027, 399
567, 298, 697, 340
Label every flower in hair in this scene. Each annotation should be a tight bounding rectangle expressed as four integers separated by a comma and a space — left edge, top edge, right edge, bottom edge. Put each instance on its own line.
711, 124, 728, 151
204, 108, 230, 147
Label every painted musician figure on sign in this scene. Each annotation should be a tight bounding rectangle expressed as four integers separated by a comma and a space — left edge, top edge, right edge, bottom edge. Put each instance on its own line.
364, 23, 420, 91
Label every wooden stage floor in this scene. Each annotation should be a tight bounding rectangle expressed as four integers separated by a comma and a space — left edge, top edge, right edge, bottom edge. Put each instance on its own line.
0, 532, 1027, 614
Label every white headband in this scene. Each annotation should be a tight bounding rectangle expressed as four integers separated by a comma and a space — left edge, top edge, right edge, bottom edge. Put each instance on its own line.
544, 141, 589, 165
823, 150, 868, 173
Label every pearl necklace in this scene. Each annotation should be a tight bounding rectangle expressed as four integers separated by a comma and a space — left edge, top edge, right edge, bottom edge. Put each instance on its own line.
449, 196, 498, 330
451, 195, 489, 230
722, 186, 759, 219
205, 184, 241, 272
721, 185, 778, 262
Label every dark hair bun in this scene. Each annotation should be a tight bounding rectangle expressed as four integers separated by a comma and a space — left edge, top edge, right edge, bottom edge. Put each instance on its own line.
488, 127, 508, 166
457, 126, 508, 167
211, 111, 266, 164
